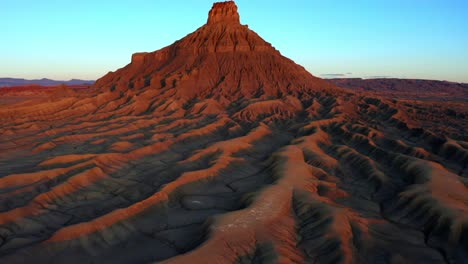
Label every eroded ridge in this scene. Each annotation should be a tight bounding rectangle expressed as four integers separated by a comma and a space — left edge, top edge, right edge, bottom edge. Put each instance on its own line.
0, 84, 466, 263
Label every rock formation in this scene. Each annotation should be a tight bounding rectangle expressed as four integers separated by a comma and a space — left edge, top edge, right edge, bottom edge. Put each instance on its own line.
0, 1, 466, 264
94, 1, 335, 101
207, 1, 240, 24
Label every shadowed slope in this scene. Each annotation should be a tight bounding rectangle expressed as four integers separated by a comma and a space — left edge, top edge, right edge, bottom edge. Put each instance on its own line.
0, 1, 466, 263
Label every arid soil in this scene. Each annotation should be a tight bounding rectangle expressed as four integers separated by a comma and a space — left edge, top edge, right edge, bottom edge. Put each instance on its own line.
329, 78, 467, 141
0, 85, 92, 106
0, 1, 466, 263
329, 78, 468, 101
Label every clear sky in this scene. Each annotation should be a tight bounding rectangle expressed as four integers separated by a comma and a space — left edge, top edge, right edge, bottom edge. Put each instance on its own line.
1, 0, 467, 82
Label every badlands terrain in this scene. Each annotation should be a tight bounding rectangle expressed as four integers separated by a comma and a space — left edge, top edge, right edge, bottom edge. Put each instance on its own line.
329, 78, 467, 103
0, 1, 467, 263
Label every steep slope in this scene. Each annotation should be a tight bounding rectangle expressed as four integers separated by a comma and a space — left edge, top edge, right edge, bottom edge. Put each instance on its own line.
93, 1, 335, 101
0, 1, 466, 264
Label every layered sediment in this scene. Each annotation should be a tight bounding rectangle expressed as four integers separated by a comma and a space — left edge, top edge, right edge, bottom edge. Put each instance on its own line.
0, 1, 466, 263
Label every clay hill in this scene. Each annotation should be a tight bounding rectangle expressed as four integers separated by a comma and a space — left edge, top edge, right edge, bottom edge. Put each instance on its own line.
0, 1, 467, 263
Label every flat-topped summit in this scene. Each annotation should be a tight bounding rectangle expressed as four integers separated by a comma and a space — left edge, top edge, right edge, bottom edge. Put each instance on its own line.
93, 0, 336, 100
207, 1, 240, 24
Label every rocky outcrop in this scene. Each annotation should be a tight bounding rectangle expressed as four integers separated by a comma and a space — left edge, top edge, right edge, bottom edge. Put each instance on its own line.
93, 1, 335, 101
207, 1, 240, 24
131, 52, 148, 64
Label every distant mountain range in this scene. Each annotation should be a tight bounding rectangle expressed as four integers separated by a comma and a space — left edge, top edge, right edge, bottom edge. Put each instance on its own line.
0, 78, 94, 87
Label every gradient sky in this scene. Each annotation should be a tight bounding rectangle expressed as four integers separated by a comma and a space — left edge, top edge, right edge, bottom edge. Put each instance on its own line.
2, 0, 467, 82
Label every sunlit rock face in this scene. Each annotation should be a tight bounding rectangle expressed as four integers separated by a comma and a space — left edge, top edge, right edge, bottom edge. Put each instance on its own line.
0, 1, 466, 263
207, 1, 241, 25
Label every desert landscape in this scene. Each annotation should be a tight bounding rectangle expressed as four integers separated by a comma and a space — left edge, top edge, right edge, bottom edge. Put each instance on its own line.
0, 1, 466, 263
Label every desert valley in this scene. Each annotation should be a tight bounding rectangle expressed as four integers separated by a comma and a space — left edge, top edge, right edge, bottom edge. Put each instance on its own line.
0, 1, 467, 263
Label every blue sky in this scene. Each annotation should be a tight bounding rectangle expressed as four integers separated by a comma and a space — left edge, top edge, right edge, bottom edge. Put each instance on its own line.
1, 0, 467, 82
